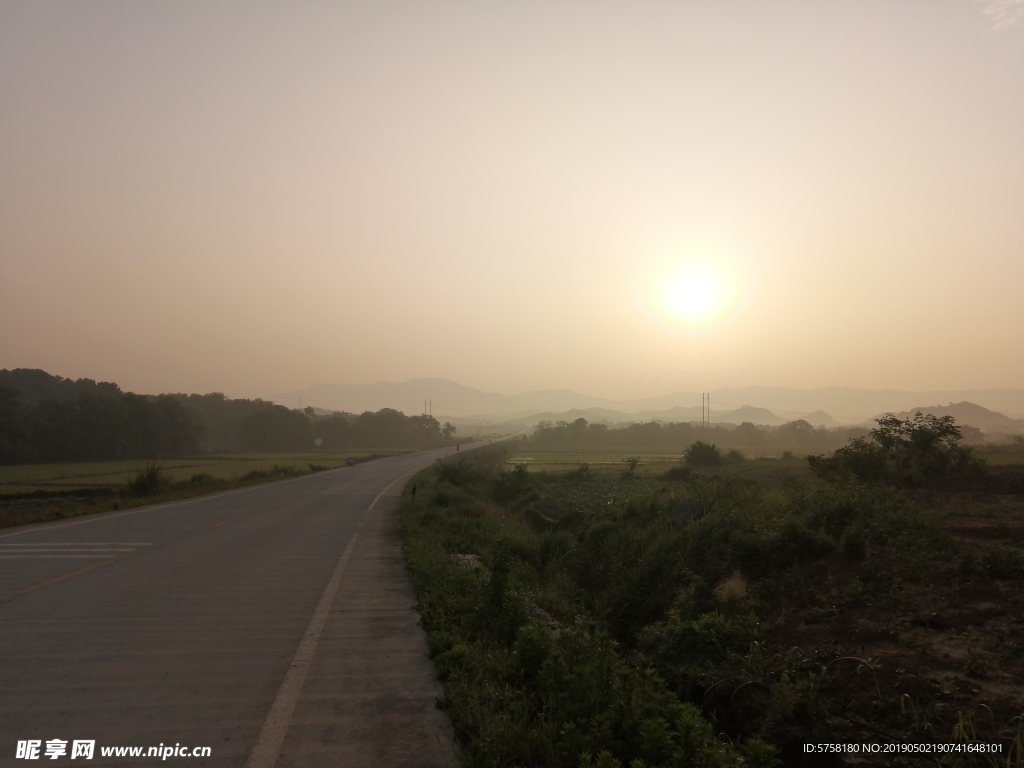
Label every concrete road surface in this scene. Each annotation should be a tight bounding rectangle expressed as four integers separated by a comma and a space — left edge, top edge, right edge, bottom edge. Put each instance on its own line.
1, 445, 478, 767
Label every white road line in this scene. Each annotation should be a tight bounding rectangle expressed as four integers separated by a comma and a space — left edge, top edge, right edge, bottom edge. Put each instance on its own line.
0, 548, 138, 553
243, 470, 415, 768
0, 542, 152, 546
244, 532, 361, 768
0, 555, 128, 559
367, 470, 416, 511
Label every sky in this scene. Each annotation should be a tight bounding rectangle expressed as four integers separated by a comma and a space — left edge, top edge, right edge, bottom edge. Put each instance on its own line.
1, 1, 1022, 401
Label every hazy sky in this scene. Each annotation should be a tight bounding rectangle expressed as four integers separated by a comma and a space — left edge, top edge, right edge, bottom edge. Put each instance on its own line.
2, 1, 1022, 401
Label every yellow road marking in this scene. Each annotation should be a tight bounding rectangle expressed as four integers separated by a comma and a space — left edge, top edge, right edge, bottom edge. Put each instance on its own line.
202, 514, 246, 532
22, 552, 136, 594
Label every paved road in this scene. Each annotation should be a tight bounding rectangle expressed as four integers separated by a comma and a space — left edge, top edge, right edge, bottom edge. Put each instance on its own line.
1, 445, 477, 767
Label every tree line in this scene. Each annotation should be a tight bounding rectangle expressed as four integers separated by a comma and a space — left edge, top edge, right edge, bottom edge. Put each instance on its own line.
531, 416, 871, 455
0, 369, 456, 464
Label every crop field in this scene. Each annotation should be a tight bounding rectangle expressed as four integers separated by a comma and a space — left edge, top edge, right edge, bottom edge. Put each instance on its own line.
508, 447, 822, 487
502, 451, 680, 472
0, 450, 411, 496
0, 449, 415, 529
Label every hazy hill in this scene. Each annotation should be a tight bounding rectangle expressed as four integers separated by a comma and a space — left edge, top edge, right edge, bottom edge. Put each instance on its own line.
717, 405, 786, 426
274, 378, 1024, 424
451, 404, 808, 429
805, 410, 839, 427
703, 387, 1024, 423
880, 402, 1024, 434
273, 378, 619, 417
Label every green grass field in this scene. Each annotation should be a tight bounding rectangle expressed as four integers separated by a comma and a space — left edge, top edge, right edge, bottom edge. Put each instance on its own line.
0, 450, 412, 496
506, 447, 822, 487
0, 449, 417, 529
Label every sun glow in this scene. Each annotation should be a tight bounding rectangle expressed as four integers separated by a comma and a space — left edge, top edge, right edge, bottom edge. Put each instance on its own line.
658, 264, 728, 324
639, 242, 746, 331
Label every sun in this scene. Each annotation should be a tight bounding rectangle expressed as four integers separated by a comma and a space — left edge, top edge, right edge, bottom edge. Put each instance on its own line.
657, 263, 729, 325
639, 244, 742, 331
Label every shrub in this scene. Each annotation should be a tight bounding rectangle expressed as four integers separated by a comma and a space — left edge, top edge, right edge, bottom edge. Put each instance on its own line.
243, 465, 299, 481
437, 459, 478, 487
683, 441, 723, 467
661, 465, 693, 482
725, 449, 746, 464
621, 457, 642, 478
126, 462, 166, 497
639, 608, 761, 668
566, 462, 592, 481
840, 525, 868, 560
808, 412, 980, 486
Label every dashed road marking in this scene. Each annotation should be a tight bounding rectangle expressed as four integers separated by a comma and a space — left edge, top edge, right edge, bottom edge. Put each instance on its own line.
20, 552, 139, 594
0, 543, 151, 558
2, 544, 152, 594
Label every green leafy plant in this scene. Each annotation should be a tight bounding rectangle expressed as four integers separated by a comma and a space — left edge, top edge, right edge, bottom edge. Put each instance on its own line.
125, 462, 166, 497
808, 411, 981, 486
683, 441, 723, 467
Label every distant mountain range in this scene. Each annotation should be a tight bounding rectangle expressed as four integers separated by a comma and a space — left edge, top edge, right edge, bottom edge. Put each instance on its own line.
881, 402, 1024, 433
478, 404, 834, 428
273, 378, 1024, 430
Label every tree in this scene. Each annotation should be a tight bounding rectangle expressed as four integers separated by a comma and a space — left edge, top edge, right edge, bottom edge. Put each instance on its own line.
734, 421, 763, 445
442, 422, 457, 440
683, 441, 722, 467
621, 456, 642, 478
239, 406, 314, 451
808, 411, 979, 486
0, 385, 22, 462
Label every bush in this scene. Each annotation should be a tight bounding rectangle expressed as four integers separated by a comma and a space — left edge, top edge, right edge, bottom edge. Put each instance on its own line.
840, 525, 868, 560
243, 465, 299, 481
437, 459, 478, 487
126, 462, 166, 497
684, 441, 723, 467
566, 462, 592, 482
621, 456, 642, 478
661, 465, 693, 482
808, 412, 980, 486
639, 608, 761, 668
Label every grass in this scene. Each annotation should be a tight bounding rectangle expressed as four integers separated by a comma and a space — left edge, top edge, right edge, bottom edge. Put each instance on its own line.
509, 448, 820, 488
399, 443, 1024, 767
0, 449, 411, 528
0, 450, 410, 494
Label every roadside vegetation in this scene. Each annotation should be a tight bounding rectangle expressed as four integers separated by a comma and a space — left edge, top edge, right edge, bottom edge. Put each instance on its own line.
0, 451, 395, 529
531, 416, 875, 459
401, 417, 1024, 767
0, 367, 466, 528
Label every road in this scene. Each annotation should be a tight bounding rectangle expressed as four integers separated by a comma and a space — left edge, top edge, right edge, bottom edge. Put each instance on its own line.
1, 445, 476, 767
